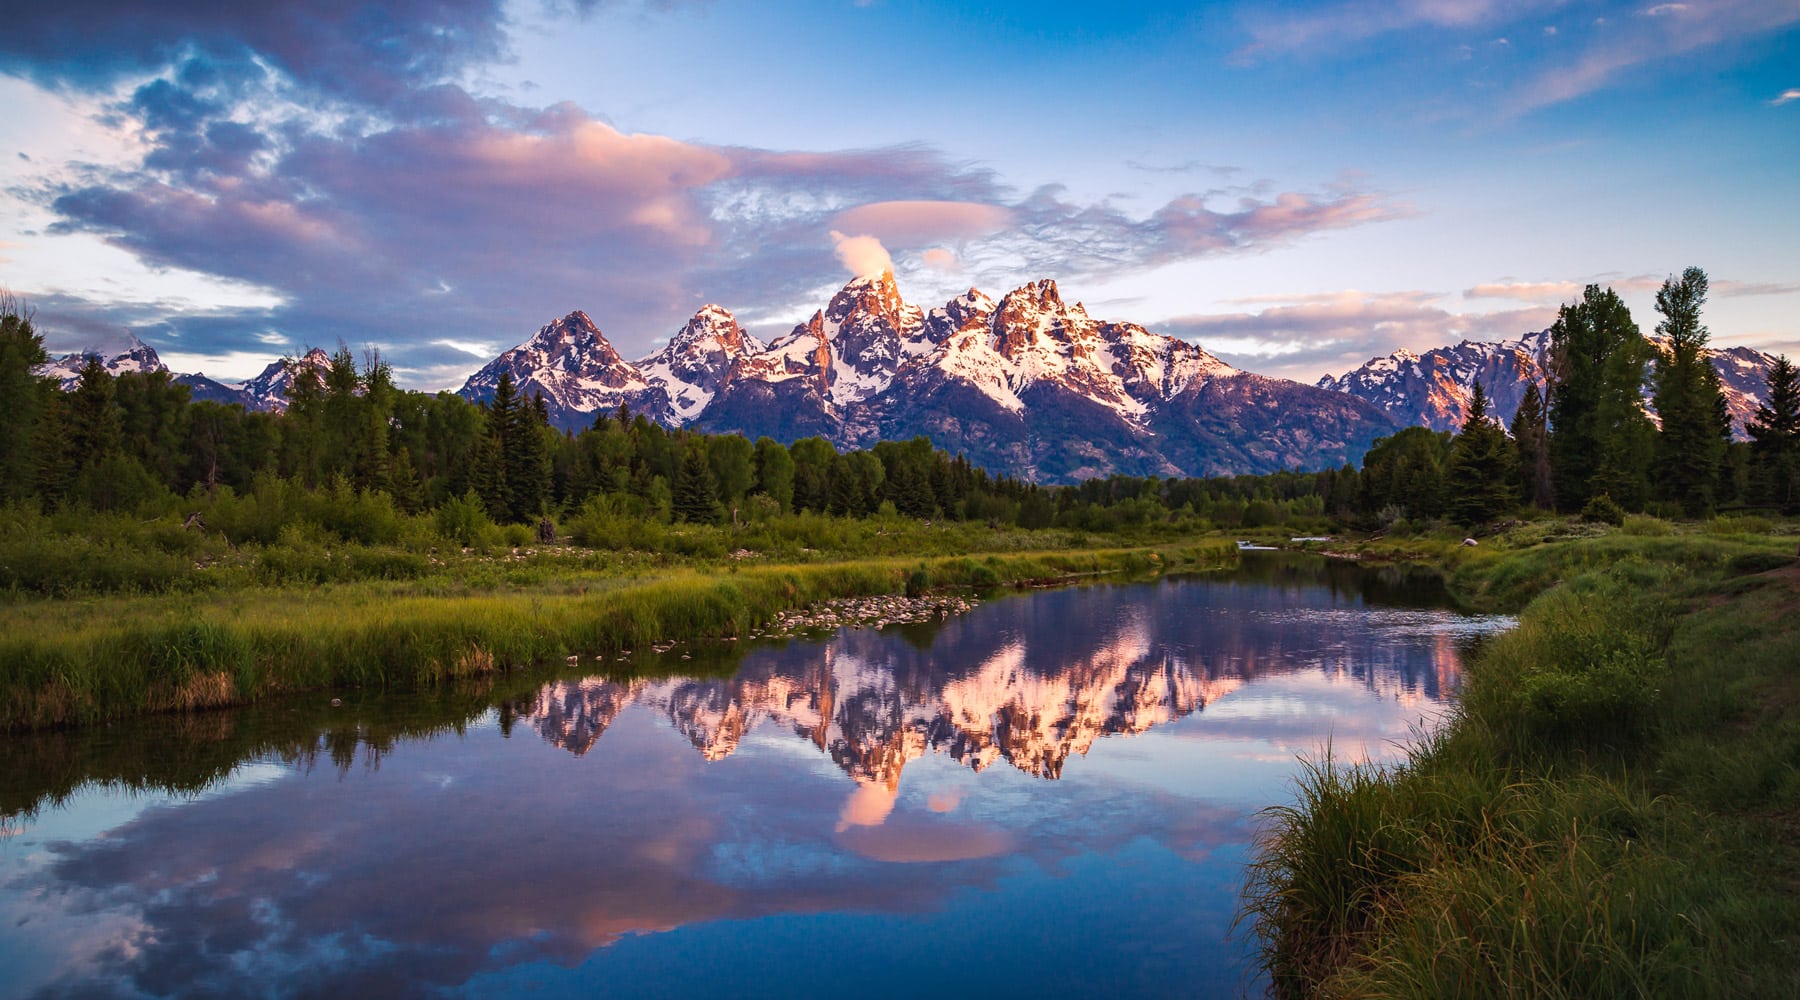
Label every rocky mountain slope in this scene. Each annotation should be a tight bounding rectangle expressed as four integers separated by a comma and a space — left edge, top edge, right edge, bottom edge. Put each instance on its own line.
461, 273, 1400, 481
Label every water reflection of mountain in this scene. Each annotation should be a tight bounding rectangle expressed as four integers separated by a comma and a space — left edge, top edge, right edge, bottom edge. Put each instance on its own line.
522, 575, 1481, 783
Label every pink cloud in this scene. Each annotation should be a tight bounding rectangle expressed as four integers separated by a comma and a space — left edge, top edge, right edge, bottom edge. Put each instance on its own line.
829, 200, 1013, 247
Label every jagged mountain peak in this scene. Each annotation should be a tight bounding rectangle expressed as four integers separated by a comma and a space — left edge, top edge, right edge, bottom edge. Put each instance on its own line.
664, 304, 756, 357
38, 330, 166, 390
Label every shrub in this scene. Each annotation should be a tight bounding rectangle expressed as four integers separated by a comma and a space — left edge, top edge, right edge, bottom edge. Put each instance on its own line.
434, 491, 495, 548
1621, 514, 1674, 536
1580, 493, 1626, 526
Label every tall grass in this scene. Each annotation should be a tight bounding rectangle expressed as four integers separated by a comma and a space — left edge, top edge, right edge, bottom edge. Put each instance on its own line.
1244, 531, 1800, 997
0, 540, 1233, 730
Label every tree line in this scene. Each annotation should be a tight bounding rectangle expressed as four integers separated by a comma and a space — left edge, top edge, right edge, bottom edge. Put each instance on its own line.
0, 299, 1059, 531
3, 267, 1796, 540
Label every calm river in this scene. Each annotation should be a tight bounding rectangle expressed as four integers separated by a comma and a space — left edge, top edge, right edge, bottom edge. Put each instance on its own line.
0, 553, 1510, 998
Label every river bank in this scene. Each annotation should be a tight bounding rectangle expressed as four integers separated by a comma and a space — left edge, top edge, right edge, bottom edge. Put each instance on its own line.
1243, 521, 1800, 997
0, 538, 1235, 732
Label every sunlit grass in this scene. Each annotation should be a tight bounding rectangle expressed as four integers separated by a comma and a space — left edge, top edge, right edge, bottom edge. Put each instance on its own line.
0, 540, 1233, 730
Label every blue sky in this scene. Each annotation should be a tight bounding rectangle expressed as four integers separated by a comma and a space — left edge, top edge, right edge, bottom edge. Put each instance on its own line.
1, 0, 1796, 388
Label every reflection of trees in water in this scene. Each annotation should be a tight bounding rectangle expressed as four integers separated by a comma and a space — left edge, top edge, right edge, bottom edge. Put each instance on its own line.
0, 677, 541, 822
2, 556, 1481, 822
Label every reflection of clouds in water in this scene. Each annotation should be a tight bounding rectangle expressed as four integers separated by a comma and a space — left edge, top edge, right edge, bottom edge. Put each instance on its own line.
836, 816, 1015, 863
836, 780, 898, 831
7, 563, 1497, 997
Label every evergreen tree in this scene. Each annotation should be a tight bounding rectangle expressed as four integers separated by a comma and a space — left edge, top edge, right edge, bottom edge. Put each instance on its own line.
1445, 381, 1519, 525
672, 441, 721, 523
280, 352, 327, 485
0, 294, 50, 502
1650, 267, 1729, 516
1548, 285, 1654, 511
752, 437, 794, 512
1509, 381, 1553, 508
1747, 354, 1800, 511
115, 369, 191, 489
66, 356, 123, 472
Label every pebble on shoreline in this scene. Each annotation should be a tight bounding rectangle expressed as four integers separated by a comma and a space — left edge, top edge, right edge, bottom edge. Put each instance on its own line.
765, 592, 978, 636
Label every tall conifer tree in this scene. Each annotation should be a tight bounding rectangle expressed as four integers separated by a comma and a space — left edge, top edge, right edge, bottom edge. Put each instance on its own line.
1747, 354, 1800, 511
1509, 381, 1553, 508
1548, 285, 1654, 511
1446, 381, 1519, 525
1650, 267, 1729, 516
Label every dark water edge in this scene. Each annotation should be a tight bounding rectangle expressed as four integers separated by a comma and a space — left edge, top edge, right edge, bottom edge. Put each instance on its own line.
0, 553, 1510, 999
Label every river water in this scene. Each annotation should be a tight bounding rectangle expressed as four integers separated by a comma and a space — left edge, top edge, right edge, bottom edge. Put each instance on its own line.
0, 554, 1510, 998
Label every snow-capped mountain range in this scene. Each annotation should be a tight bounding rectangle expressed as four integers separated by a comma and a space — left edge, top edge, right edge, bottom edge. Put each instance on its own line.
460, 273, 1399, 482
1321, 330, 1782, 437
35, 273, 1787, 480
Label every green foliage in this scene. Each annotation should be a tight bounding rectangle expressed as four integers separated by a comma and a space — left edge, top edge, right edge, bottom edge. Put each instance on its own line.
434, 490, 498, 548
1651, 267, 1730, 516
1621, 513, 1674, 536
1248, 544, 1800, 998
1360, 426, 1451, 521
1747, 354, 1800, 511
673, 439, 723, 523
1444, 380, 1519, 526
1548, 284, 1655, 511
1580, 492, 1626, 525
0, 294, 51, 503
1509, 380, 1553, 509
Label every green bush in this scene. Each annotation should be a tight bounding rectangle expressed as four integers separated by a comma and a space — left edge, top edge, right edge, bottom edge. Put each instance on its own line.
1621, 514, 1674, 536
1580, 493, 1626, 526
434, 491, 496, 548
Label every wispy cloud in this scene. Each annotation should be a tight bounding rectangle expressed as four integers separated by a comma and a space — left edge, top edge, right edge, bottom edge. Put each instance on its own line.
1509, 1, 1800, 114
1465, 275, 1800, 303
1772, 87, 1800, 106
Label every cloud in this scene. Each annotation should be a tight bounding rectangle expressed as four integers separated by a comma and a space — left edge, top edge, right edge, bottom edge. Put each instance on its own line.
920, 247, 958, 271
1773, 88, 1800, 106
829, 231, 895, 278
829, 200, 1013, 246
1239, 1, 1800, 118
1, 4, 1408, 388
0, 0, 512, 104
1237, 0, 1548, 58
1159, 290, 1555, 382
1509, 1, 1800, 114
1464, 275, 1800, 304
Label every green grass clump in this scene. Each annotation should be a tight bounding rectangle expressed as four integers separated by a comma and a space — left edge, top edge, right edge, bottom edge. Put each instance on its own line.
1246, 533, 1800, 998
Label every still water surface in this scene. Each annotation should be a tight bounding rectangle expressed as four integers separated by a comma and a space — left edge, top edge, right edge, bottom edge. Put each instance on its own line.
0, 554, 1510, 998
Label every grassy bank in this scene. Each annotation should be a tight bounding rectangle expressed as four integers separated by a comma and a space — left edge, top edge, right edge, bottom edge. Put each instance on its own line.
1244, 525, 1800, 997
0, 538, 1234, 731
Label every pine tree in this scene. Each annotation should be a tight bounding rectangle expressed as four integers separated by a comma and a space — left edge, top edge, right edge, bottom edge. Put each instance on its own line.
672, 440, 721, 523
1747, 354, 1800, 511
499, 392, 550, 523
1445, 381, 1520, 526
66, 356, 122, 472
0, 294, 49, 502
1509, 381, 1553, 508
1650, 267, 1729, 516
1548, 285, 1654, 511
